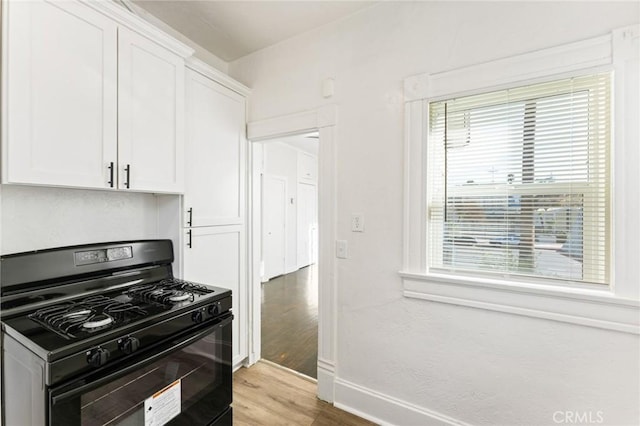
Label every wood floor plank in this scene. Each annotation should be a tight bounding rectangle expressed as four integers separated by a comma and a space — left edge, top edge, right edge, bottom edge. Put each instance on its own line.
233, 361, 375, 426
234, 363, 319, 425
311, 406, 375, 426
262, 265, 318, 378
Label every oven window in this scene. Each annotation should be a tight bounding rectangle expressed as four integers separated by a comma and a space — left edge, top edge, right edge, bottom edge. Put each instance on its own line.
50, 324, 232, 426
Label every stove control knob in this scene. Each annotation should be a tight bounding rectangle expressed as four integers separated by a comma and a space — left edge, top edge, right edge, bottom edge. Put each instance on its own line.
87, 347, 110, 367
208, 303, 220, 316
192, 310, 204, 324
119, 337, 140, 355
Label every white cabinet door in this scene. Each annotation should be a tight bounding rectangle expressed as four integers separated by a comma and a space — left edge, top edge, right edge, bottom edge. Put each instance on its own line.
3, 0, 118, 188
184, 70, 246, 227
118, 27, 185, 193
183, 226, 247, 366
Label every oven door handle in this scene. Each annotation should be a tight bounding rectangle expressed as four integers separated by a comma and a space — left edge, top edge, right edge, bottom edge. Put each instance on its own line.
51, 314, 233, 403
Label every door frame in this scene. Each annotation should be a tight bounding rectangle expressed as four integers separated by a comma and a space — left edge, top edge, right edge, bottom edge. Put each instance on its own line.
261, 174, 287, 281
247, 105, 337, 402
297, 181, 318, 269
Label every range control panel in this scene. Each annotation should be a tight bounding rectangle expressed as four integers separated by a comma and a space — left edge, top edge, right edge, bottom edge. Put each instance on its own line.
74, 246, 133, 266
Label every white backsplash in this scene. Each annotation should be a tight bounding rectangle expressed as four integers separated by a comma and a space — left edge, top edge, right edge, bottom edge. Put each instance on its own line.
0, 185, 161, 255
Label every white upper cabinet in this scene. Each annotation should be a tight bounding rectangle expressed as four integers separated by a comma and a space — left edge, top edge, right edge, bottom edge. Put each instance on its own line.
2, 0, 192, 193
2, 0, 118, 189
118, 27, 185, 193
184, 68, 246, 227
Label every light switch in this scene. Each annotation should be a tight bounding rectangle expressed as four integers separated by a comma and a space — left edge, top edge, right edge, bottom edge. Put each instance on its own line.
336, 240, 348, 259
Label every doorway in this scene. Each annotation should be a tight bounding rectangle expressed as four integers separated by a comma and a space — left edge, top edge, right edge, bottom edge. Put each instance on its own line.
255, 133, 319, 378
247, 105, 337, 402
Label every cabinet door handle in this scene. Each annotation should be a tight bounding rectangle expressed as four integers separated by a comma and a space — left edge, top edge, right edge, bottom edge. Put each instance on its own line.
187, 229, 192, 248
107, 162, 114, 187
187, 208, 193, 227
124, 164, 130, 189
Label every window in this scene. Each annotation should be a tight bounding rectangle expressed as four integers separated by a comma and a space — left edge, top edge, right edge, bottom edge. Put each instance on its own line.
401, 25, 639, 334
427, 74, 611, 285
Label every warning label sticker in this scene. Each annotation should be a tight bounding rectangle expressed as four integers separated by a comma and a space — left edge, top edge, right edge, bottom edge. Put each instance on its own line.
144, 379, 181, 426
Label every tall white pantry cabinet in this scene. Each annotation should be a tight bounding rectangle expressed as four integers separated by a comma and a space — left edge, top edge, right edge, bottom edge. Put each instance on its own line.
182, 62, 250, 368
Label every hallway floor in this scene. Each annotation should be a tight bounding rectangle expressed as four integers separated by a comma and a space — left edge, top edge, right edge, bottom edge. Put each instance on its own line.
261, 264, 318, 378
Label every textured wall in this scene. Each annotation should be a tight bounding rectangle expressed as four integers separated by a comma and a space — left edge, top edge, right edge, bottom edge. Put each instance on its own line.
230, 2, 640, 424
1, 185, 160, 254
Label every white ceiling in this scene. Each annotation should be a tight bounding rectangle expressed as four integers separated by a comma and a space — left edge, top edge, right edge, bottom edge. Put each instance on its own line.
131, 0, 377, 62
278, 132, 319, 156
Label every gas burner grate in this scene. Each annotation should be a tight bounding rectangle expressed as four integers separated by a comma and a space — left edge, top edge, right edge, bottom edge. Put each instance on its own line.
125, 278, 213, 306
29, 295, 147, 339
159, 278, 214, 295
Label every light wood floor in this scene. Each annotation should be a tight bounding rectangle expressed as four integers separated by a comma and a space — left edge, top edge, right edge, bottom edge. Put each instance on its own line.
262, 265, 318, 378
233, 361, 376, 426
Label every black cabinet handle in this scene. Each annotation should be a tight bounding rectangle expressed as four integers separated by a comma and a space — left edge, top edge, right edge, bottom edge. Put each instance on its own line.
124, 164, 130, 189
187, 229, 192, 248
107, 162, 114, 187
187, 208, 193, 227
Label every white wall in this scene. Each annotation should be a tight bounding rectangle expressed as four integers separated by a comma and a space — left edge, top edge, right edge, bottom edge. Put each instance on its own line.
230, 2, 640, 425
0, 185, 162, 254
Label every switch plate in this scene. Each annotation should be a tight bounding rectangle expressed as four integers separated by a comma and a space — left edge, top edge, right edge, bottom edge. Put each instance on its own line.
351, 214, 364, 232
336, 240, 348, 259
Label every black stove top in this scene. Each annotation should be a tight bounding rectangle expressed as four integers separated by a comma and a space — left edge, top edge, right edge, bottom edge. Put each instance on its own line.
2, 278, 229, 359
27, 278, 212, 339
125, 278, 213, 305
30, 294, 147, 339
1, 241, 232, 367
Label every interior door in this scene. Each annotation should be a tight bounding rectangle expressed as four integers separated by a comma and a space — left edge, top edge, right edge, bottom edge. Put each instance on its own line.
297, 183, 318, 268
3, 0, 118, 188
262, 176, 287, 281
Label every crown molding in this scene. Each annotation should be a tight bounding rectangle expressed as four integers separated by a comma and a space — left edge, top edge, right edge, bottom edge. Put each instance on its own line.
84, 0, 194, 58
186, 57, 250, 97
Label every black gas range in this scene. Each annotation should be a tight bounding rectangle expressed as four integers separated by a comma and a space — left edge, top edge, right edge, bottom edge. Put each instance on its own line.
1, 240, 233, 426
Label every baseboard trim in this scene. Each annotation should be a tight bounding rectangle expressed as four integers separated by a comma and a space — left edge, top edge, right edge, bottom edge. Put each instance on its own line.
334, 377, 470, 426
317, 358, 335, 403
233, 355, 247, 372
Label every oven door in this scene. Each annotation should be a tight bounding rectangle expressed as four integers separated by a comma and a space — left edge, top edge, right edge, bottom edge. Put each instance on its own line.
49, 314, 232, 426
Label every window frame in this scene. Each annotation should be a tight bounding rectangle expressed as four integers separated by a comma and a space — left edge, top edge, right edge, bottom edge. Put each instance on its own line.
401, 25, 640, 334
426, 74, 610, 286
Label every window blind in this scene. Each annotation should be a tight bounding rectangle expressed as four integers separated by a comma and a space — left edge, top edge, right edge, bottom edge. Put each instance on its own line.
427, 73, 611, 285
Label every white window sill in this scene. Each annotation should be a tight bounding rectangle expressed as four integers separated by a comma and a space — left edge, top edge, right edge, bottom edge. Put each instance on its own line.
400, 271, 640, 334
